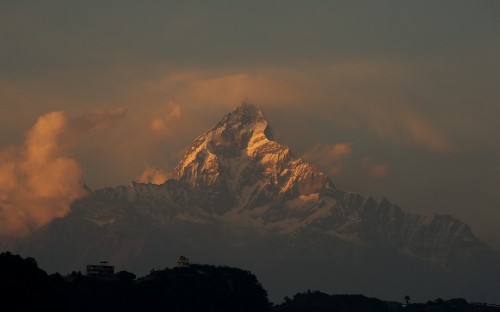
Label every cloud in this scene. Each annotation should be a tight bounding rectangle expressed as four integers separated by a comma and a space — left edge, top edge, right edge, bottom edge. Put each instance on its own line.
362, 156, 390, 178
140, 66, 454, 156
0, 63, 464, 195
0, 107, 127, 236
182, 73, 299, 108
148, 71, 301, 110
302, 143, 353, 176
70, 107, 127, 135
148, 65, 453, 154
150, 101, 183, 134
0, 112, 86, 237
136, 165, 171, 185
365, 109, 452, 153
403, 115, 452, 153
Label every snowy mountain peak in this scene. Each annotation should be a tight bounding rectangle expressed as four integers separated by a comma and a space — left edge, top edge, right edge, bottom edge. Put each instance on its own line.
225, 102, 267, 126
174, 102, 272, 174
173, 103, 329, 213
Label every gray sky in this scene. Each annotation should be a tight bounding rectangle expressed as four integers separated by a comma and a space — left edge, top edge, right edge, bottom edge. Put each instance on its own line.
1, 1, 499, 247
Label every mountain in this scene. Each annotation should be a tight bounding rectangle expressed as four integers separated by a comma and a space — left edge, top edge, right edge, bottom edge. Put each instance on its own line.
3, 103, 500, 303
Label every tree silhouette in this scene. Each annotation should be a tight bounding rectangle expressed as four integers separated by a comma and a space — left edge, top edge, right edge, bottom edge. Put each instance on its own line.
116, 270, 136, 282
404, 295, 410, 305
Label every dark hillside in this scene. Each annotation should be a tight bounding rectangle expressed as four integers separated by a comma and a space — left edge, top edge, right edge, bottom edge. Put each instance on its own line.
0, 251, 270, 312
2, 252, 499, 312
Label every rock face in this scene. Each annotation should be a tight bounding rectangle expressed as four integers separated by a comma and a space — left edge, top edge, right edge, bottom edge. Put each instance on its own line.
3, 103, 499, 303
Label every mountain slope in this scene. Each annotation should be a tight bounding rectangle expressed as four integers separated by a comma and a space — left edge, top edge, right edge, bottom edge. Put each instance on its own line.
3, 103, 499, 303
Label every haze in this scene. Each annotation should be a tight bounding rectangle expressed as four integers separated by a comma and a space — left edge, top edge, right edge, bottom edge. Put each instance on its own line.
0, 1, 499, 248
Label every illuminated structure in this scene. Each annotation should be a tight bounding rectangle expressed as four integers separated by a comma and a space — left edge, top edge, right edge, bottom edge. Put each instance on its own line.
177, 256, 190, 268
86, 261, 115, 279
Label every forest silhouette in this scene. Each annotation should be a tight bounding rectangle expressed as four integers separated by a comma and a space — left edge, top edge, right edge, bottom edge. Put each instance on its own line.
1, 251, 498, 312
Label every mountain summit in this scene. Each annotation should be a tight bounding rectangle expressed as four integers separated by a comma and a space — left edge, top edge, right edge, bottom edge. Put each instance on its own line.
174, 102, 328, 214
4, 103, 499, 303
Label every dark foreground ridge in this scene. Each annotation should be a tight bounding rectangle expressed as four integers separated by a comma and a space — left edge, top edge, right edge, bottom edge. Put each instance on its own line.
1, 252, 499, 312
275, 292, 500, 312
0, 251, 269, 312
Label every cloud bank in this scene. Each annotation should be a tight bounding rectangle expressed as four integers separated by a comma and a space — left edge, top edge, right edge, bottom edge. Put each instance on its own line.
0, 112, 85, 236
0, 108, 127, 237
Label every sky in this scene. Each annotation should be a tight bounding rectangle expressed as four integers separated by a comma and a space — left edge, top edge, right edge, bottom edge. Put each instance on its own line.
0, 1, 499, 247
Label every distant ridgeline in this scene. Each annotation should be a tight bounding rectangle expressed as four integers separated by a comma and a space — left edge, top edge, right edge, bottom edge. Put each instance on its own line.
1, 252, 499, 312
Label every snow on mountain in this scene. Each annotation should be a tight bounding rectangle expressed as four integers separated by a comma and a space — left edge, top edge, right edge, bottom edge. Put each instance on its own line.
167, 103, 486, 263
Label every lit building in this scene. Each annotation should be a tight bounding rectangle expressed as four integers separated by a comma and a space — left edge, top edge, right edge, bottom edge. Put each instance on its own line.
177, 256, 190, 268
86, 261, 115, 279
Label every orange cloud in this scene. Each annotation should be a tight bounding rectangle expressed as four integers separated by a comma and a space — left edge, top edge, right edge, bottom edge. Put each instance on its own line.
362, 156, 390, 178
163, 67, 452, 154
148, 71, 301, 110
184, 74, 299, 107
0, 63, 455, 192
136, 165, 171, 184
150, 101, 183, 134
302, 143, 353, 176
0, 112, 86, 237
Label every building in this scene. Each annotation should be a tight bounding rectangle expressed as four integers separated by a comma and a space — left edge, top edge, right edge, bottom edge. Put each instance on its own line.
177, 256, 190, 268
86, 261, 115, 279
